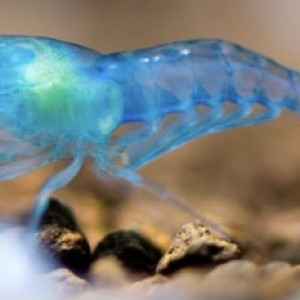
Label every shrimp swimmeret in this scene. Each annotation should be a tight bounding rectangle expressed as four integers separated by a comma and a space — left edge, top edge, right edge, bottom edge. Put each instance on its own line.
0, 36, 299, 235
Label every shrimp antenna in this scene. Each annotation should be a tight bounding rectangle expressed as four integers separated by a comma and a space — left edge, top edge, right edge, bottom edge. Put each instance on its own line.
141, 179, 231, 240
120, 169, 232, 240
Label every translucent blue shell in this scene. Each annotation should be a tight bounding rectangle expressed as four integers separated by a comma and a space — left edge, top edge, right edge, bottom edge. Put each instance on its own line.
1, 36, 300, 234
1, 36, 299, 174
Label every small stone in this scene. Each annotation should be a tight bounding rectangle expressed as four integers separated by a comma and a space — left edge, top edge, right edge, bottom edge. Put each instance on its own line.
260, 262, 297, 299
44, 268, 90, 295
93, 230, 162, 277
90, 256, 131, 287
34, 198, 91, 275
199, 260, 260, 299
156, 220, 241, 274
200, 261, 300, 299
130, 274, 169, 298
131, 273, 168, 289
261, 261, 292, 277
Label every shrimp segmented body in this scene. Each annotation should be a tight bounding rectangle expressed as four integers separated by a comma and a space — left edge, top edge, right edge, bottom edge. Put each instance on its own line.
0, 36, 299, 233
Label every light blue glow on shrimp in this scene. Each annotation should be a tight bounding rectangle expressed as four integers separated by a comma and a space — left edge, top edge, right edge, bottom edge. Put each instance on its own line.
0, 36, 299, 235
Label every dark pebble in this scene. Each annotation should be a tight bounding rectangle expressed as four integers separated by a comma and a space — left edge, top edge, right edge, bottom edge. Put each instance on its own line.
157, 220, 241, 274
93, 230, 162, 276
34, 198, 91, 275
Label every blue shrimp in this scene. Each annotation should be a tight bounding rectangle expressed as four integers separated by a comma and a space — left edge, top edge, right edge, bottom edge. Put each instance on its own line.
0, 36, 299, 236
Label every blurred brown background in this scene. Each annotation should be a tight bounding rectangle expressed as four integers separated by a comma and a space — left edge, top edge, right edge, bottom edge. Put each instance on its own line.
1, 0, 300, 250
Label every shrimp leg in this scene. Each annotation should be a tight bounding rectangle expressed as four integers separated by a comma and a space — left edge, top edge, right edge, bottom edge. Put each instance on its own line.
172, 100, 280, 149
123, 101, 224, 170
125, 97, 280, 171
93, 159, 231, 239
109, 121, 160, 160
0, 152, 58, 181
27, 152, 84, 235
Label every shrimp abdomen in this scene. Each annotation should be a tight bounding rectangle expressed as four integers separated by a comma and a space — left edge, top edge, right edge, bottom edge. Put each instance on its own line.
115, 39, 300, 125
108, 40, 300, 170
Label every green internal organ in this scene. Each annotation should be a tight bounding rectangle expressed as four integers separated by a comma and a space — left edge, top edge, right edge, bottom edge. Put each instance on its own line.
23, 47, 123, 138
24, 49, 79, 129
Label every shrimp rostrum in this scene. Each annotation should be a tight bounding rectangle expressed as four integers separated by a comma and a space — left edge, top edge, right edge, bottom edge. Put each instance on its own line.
0, 36, 299, 232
